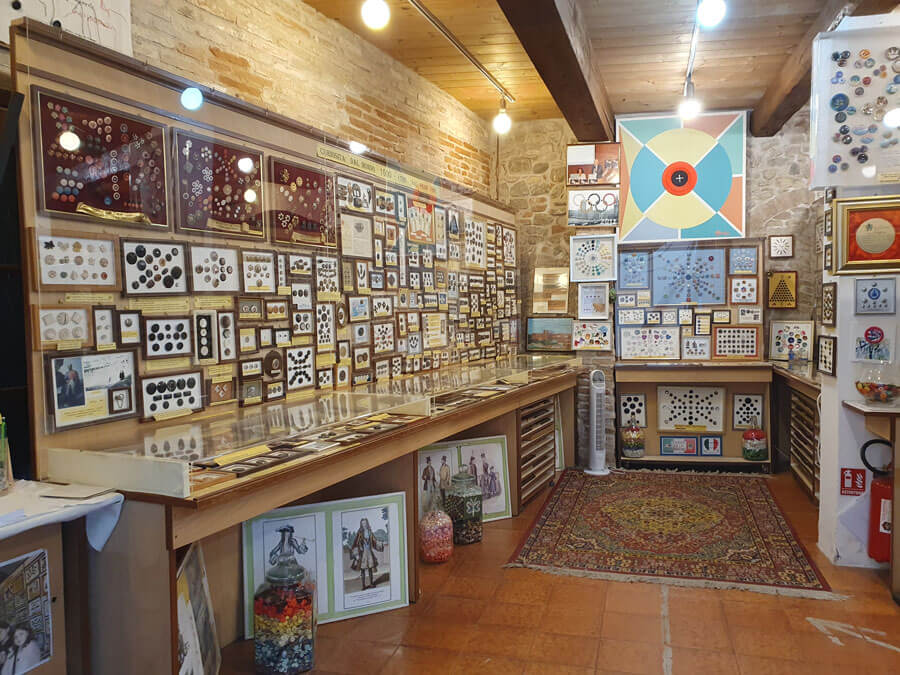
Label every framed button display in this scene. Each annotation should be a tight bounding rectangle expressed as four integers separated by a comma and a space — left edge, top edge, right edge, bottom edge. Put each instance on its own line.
269, 157, 335, 247
175, 130, 264, 239
121, 240, 188, 296
34, 89, 169, 228
189, 245, 240, 293
142, 316, 193, 359
35, 230, 119, 291
139, 371, 203, 419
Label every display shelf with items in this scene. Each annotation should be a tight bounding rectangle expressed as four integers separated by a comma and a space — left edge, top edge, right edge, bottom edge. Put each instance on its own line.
516, 397, 557, 506
615, 239, 765, 361
16, 24, 521, 490
615, 362, 772, 470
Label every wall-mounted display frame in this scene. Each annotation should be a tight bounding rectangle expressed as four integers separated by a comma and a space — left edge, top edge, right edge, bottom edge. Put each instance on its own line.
577, 282, 610, 320
566, 142, 620, 186
526, 317, 573, 352
816, 334, 837, 376
570, 233, 617, 282
831, 195, 900, 274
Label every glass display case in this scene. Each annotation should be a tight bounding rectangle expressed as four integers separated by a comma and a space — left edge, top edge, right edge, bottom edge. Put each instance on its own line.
47, 390, 430, 498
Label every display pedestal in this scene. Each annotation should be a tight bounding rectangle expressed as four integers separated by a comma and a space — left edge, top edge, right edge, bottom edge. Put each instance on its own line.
615, 362, 772, 471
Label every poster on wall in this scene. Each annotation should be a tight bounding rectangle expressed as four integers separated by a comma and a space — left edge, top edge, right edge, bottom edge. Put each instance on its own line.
2, 1, 133, 55
616, 111, 747, 242
809, 14, 900, 188
0, 549, 53, 674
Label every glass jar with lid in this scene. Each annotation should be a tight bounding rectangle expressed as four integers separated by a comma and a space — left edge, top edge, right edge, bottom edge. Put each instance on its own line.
254, 525, 316, 673
445, 469, 483, 545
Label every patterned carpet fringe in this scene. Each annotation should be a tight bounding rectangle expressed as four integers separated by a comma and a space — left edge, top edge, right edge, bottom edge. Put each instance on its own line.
503, 562, 847, 601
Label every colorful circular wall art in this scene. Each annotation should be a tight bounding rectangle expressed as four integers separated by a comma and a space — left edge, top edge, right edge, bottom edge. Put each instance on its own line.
616, 111, 747, 242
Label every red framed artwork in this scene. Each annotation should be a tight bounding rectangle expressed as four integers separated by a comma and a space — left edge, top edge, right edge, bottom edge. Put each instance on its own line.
834, 195, 900, 274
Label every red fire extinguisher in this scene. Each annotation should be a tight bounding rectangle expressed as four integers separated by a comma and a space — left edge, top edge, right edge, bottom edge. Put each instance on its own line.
861, 439, 892, 563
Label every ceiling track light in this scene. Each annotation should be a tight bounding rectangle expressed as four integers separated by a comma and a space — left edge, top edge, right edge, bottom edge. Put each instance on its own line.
493, 99, 512, 134
361, 0, 390, 30
697, 0, 727, 29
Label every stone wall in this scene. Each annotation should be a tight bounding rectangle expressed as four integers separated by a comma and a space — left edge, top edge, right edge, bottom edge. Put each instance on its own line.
498, 120, 617, 467
499, 107, 819, 468
131, 0, 495, 195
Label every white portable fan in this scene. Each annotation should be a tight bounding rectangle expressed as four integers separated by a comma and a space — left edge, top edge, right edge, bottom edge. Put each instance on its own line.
586, 369, 610, 476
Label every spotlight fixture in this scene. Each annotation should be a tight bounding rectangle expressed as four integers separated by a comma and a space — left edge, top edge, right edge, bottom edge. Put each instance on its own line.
678, 79, 702, 120
492, 99, 512, 135
180, 87, 204, 111
697, 0, 727, 28
361, 0, 390, 30
884, 107, 900, 129
58, 130, 81, 152
237, 157, 254, 173
243, 189, 257, 204
349, 141, 369, 155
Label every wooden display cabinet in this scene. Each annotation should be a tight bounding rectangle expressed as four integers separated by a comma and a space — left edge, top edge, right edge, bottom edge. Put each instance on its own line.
615, 362, 773, 471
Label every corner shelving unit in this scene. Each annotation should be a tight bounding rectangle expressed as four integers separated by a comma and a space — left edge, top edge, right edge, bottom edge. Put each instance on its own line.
615, 361, 773, 472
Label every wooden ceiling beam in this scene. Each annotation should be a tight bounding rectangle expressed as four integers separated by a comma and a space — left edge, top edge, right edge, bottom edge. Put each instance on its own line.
751, 0, 899, 137
497, 0, 614, 141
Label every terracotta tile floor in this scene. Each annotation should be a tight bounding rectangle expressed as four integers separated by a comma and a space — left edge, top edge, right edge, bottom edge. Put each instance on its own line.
227, 473, 900, 674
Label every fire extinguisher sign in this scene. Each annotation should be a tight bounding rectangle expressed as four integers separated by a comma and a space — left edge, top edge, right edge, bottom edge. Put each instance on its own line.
840, 468, 866, 496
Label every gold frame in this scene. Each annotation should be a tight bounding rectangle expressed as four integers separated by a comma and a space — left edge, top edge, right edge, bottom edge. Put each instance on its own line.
833, 195, 900, 275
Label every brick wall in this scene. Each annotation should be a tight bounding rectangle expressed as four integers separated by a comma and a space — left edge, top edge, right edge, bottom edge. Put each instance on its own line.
131, 0, 495, 195
500, 108, 818, 468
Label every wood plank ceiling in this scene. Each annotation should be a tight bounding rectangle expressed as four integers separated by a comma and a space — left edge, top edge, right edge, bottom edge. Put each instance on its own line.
304, 0, 561, 120
305, 1, 863, 124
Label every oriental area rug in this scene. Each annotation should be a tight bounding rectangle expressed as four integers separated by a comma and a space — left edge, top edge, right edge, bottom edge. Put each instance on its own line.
508, 470, 835, 598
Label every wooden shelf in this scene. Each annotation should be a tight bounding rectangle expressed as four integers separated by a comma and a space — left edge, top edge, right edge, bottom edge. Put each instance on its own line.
615, 362, 772, 383
621, 455, 770, 465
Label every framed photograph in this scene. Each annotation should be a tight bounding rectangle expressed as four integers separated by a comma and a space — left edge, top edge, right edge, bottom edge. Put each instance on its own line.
526, 317, 573, 352
767, 271, 798, 309
768, 235, 793, 259
833, 195, 900, 274
567, 188, 619, 227
816, 335, 837, 376
566, 142, 620, 186
0, 549, 52, 671
855, 278, 896, 315
821, 282, 837, 326
660, 436, 698, 456
532, 267, 570, 314
45, 350, 138, 431
577, 282, 609, 319
570, 234, 617, 282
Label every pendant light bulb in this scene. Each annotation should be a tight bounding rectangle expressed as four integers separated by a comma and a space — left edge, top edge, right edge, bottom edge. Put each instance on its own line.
493, 100, 512, 135
679, 79, 702, 120
697, 0, 727, 28
361, 0, 390, 30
